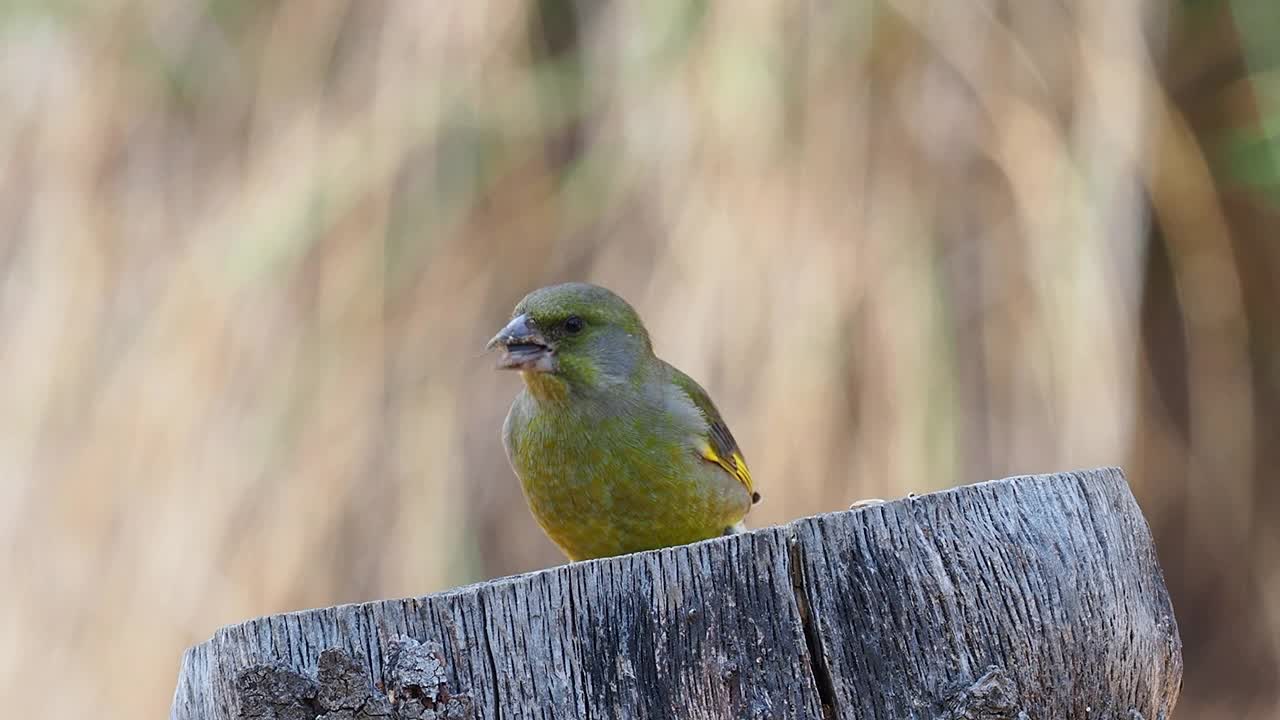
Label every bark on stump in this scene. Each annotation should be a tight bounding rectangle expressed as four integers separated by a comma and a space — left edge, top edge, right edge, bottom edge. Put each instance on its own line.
171, 466, 1183, 719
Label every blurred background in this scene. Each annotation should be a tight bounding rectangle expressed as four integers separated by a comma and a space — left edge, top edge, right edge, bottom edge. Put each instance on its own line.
0, 0, 1276, 718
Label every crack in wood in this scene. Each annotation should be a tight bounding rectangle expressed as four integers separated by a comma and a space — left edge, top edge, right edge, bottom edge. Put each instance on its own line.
786, 530, 838, 720
476, 593, 503, 720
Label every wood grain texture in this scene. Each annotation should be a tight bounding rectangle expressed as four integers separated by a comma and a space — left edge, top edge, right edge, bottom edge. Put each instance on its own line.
790, 467, 1183, 719
171, 467, 1183, 720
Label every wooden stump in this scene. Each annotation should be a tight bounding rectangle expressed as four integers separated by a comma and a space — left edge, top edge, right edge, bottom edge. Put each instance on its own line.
171, 466, 1183, 719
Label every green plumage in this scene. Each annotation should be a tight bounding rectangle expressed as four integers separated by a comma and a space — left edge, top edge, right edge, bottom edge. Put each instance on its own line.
490, 283, 756, 561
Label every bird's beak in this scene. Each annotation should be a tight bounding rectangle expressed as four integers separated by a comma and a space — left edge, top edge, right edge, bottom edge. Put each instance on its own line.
486, 313, 555, 372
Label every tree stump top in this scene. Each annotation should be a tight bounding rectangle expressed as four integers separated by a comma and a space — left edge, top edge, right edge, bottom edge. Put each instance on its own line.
171, 466, 1183, 720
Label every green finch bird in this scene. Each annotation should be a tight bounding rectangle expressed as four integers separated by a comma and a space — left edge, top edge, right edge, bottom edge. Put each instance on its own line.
488, 282, 760, 561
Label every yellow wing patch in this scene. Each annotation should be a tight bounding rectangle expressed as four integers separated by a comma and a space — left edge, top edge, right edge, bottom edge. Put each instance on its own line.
699, 441, 760, 504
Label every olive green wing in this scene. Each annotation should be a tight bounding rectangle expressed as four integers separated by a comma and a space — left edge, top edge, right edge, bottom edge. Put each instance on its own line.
667, 364, 760, 504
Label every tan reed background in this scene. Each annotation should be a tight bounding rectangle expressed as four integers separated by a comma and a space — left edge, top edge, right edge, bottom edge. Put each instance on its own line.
1, 1, 1276, 718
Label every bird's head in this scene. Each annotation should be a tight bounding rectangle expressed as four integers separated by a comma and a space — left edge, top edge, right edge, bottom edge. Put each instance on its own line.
487, 282, 653, 394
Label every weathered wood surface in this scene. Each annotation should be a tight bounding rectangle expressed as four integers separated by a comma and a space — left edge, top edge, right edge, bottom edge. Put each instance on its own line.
171, 467, 1183, 720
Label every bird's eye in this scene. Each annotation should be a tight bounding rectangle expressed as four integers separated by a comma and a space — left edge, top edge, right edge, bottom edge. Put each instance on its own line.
564, 315, 585, 334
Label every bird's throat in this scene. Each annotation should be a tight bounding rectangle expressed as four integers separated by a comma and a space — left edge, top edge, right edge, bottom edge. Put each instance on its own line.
520, 370, 570, 404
